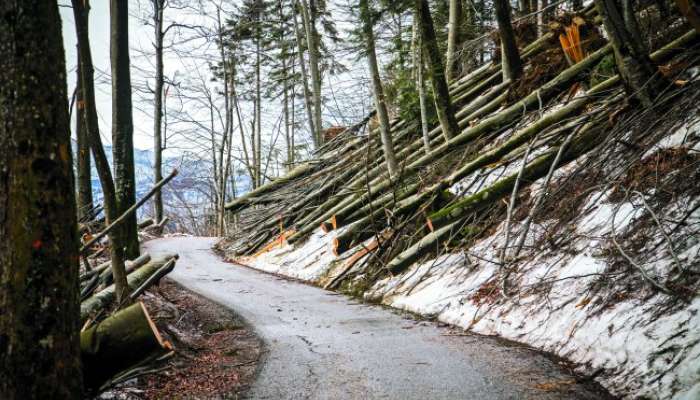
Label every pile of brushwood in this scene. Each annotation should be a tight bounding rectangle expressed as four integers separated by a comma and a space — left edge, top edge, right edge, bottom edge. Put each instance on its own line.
221, 3, 699, 296
77, 171, 180, 395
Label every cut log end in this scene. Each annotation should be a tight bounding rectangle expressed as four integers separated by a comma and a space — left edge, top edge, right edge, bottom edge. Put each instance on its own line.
140, 301, 168, 349
332, 237, 341, 257
331, 215, 337, 230
320, 221, 333, 233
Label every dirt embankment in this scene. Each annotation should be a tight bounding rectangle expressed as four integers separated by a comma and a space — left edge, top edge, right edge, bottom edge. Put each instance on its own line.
106, 280, 262, 400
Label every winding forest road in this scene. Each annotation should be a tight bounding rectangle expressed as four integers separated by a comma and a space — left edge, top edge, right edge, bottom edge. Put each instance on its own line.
145, 237, 609, 400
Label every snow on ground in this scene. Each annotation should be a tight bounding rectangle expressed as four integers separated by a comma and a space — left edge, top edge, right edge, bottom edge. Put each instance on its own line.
232, 124, 700, 399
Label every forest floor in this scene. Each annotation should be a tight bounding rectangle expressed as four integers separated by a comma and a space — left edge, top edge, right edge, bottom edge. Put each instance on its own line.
104, 279, 262, 399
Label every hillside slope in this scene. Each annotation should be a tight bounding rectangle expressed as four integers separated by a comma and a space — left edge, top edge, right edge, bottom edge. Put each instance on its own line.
219, 6, 700, 399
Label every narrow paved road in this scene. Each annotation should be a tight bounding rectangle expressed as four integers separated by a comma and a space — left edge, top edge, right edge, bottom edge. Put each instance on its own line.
145, 237, 609, 400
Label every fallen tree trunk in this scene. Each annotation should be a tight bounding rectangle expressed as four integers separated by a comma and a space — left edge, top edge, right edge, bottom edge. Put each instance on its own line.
80, 169, 179, 253
224, 162, 320, 212
288, 44, 613, 244
97, 253, 152, 288
81, 301, 170, 391
387, 119, 606, 275
129, 258, 176, 300
80, 254, 178, 322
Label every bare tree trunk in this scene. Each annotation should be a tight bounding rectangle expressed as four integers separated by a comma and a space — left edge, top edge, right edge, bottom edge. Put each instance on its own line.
494, 0, 523, 80
278, 0, 294, 169
293, 4, 317, 147
255, 22, 263, 188
76, 49, 93, 219
360, 0, 399, 177
152, 0, 165, 224
446, 0, 463, 81
594, 0, 662, 107
300, 0, 323, 145
537, 0, 548, 38
415, 0, 460, 140
72, 0, 129, 305
412, 17, 432, 153
111, 0, 140, 260
0, 1, 82, 397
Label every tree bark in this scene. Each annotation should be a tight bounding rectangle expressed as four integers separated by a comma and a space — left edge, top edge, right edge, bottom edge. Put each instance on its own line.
594, 0, 662, 107
300, 0, 324, 145
360, 0, 399, 177
76, 48, 94, 219
81, 302, 170, 391
494, 0, 523, 80
72, 0, 129, 307
153, 0, 165, 224
415, 0, 461, 141
412, 18, 432, 153
81, 255, 178, 322
446, 0, 463, 81
0, 1, 83, 397
293, 4, 318, 147
111, 0, 140, 259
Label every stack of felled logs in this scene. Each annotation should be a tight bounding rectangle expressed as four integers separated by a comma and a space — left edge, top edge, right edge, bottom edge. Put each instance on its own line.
77, 169, 180, 392
222, 3, 699, 290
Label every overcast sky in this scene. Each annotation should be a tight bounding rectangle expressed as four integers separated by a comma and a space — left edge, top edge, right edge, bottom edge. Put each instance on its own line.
58, 1, 374, 157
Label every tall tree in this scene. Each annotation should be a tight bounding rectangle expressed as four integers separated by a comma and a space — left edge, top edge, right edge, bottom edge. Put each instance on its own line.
412, 16, 432, 153
299, 0, 324, 145
76, 52, 94, 219
445, 0, 463, 81
0, 1, 82, 398
494, 0, 523, 80
111, 0, 140, 259
152, 0, 166, 224
293, 3, 318, 146
594, 0, 662, 107
360, 0, 400, 176
72, 0, 130, 305
414, 0, 460, 140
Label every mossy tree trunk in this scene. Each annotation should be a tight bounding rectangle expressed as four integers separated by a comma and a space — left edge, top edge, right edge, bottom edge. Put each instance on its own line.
0, 1, 83, 397
415, 0, 461, 141
111, 0, 140, 260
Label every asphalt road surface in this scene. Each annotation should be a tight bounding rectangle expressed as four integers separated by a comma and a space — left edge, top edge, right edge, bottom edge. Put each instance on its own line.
145, 237, 611, 400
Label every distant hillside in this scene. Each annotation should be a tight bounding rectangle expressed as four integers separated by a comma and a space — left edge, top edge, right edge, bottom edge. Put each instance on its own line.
71, 141, 252, 227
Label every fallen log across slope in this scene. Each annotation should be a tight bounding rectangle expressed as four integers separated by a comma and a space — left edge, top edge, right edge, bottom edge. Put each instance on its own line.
80, 253, 178, 323
81, 301, 171, 391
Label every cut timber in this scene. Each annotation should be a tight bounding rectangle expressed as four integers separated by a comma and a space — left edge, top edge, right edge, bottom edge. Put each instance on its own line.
325, 230, 393, 289
430, 119, 604, 227
224, 162, 319, 212
288, 44, 612, 245
388, 119, 607, 275
81, 301, 170, 390
80, 254, 178, 322
252, 229, 296, 257
387, 220, 473, 275
129, 258, 177, 300
97, 253, 152, 288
